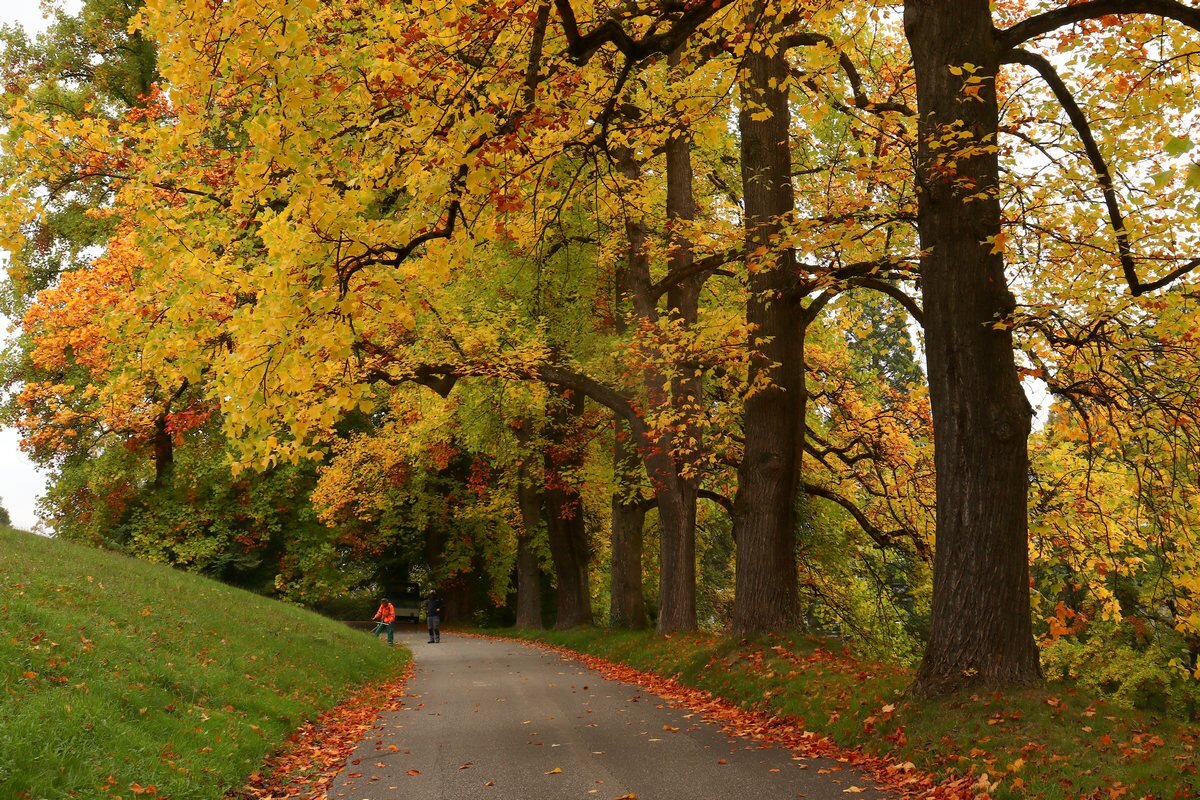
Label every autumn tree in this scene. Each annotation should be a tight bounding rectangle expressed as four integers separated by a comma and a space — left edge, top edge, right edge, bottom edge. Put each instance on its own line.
0, 0, 156, 298
903, 0, 1200, 693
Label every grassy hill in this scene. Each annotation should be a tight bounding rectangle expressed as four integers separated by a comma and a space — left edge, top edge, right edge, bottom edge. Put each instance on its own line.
0, 525, 404, 799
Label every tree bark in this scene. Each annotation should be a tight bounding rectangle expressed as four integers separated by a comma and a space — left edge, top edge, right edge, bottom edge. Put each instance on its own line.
609, 427, 648, 629
730, 9, 803, 636
904, 0, 1042, 693
544, 387, 594, 629
515, 460, 545, 628
151, 412, 174, 489
656, 48, 702, 633
612, 127, 698, 632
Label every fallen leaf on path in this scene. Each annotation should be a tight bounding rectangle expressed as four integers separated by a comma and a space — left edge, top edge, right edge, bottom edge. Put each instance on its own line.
226, 662, 414, 800
843, 787, 867, 794
406, 769, 420, 776
545, 767, 563, 774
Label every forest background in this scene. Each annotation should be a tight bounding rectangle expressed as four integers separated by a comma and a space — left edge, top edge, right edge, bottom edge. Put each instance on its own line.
2, 0, 1200, 708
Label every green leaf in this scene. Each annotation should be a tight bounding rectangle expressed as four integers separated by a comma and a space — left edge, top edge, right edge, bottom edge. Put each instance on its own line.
1164, 136, 1195, 157
1186, 163, 1200, 190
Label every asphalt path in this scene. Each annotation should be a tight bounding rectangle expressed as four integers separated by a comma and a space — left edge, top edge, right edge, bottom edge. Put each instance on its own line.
330, 628, 891, 800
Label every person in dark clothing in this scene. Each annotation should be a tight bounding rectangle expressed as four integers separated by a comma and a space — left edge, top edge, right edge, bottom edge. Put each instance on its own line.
425, 589, 445, 643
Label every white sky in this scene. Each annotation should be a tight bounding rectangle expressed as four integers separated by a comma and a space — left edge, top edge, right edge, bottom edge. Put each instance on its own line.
0, 1, 80, 531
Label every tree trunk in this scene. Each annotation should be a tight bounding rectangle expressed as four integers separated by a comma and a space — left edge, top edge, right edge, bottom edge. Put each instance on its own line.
544, 387, 594, 629
905, 0, 1042, 693
609, 429, 648, 629
612, 129, 698, 632
608, 179, 650, 631
515, 462, 545, 628
656, 50, 702, 633
151, 412, 174, 489
730, 11, 803, 636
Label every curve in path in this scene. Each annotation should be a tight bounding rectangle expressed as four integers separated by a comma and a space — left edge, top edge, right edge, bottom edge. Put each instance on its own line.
331, 629, 890, 800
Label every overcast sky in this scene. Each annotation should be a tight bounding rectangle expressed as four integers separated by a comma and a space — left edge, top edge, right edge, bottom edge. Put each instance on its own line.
1, 1, 79, 530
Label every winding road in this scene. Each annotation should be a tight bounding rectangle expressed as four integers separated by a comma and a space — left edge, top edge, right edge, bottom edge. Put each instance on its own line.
330, 629, 890, 800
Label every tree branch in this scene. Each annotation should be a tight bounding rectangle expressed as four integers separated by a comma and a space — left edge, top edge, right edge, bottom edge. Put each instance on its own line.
845, 277, 925, 327
554, 0, 731, 65
999, 0, 1200, 50
782, 31, 915, 116
1006, 48, 1200, 295
698, 488, 734, 514
650, 247, 741, 299
803, 482, 928, 558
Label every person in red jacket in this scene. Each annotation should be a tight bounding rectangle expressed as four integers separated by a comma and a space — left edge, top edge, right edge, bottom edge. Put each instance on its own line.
371, 596, 396, 646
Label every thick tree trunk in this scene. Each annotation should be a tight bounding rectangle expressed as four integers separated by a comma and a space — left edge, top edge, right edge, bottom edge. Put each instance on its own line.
609, 431, 648, 629
515, 465, 545, 629
545, 388, 594, 629
545, 484, 593, 628
730, 14, 803, 636
905, 0, 1042, 693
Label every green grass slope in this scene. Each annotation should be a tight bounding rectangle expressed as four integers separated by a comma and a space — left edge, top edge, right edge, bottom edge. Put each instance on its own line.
0, 526, 404, 799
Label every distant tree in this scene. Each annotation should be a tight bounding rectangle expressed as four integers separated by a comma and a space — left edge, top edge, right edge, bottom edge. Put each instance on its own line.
0, 503, 11, 527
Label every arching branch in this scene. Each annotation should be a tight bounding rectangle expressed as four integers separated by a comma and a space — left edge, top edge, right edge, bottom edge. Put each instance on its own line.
650, 247, 741, 299
803, 482, 928, 559
845, 277, 925, 327
1006, 48, 1200, 296
782, 31, 915, 117
698, 489, 734, 515
998, 0, 1200, 51
554, 0, 731, 65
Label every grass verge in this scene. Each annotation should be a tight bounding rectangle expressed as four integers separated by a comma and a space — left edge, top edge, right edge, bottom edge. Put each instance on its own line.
0, 526, 407, 799
489, 627, 1198, 800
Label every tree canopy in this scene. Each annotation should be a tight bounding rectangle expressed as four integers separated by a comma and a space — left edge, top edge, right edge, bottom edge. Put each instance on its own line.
3, 0, 1200, 703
